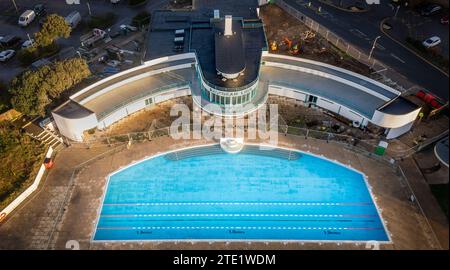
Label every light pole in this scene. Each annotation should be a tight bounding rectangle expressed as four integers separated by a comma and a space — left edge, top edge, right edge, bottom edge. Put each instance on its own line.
11, 0, 19, 13
27, 33, 33, 45
87, 2, 92, 16
394, 5, 400, 18
368, 36, 381, 60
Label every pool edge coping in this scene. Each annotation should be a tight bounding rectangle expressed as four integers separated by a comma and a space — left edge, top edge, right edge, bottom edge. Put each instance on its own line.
90, 142, 393, 246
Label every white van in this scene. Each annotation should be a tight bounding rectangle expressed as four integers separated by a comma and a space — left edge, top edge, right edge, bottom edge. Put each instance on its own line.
65, 11, 81, 29
18, 10, 36, 27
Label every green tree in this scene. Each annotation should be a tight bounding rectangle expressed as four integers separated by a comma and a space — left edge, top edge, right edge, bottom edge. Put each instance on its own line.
31, 14, 71, 52
9, 58, 91, 116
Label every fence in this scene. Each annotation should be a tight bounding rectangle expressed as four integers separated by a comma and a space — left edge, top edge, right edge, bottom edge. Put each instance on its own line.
78, 124, 408, 167
274, 0, 415, 92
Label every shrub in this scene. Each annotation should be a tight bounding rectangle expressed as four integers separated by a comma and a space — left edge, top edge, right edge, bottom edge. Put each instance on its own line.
0, 81, 10, 113
9, 58, 91, 116
18, 42, 59, 66
33, 14, 71, 51
0, 121, 45, 210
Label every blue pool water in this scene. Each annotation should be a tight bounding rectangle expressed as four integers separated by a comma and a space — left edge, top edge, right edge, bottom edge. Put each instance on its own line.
94, 145, 389, 241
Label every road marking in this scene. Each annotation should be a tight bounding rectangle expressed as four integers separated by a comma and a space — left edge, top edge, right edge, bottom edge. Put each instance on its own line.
390, 53, 406, 64
350, 28, 367, 37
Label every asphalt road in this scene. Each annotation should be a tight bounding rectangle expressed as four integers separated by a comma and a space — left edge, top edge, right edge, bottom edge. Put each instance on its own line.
284, 0, 449, 101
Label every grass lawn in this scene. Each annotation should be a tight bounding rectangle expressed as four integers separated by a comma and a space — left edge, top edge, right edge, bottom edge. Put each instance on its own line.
430, 183, 449, 219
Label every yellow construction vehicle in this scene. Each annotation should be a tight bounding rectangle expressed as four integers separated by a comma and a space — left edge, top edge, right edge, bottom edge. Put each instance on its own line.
270, 40, 278, 52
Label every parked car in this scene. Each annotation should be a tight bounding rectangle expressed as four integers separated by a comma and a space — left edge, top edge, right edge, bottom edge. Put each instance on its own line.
33, 4, 47, 17
65, 11, 81, 29
420, 4, 442, 16
441, 15, 449, 25
0, 35, 21, 48
120, 24, 137, 33
22, 39, 35, 49
422, 36, 441, 48
0, 50, 16, 62
18, 10, 36, 27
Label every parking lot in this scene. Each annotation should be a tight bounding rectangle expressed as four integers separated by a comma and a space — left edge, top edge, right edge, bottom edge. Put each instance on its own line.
0, 0, 167, 84
400, 5, 449, 59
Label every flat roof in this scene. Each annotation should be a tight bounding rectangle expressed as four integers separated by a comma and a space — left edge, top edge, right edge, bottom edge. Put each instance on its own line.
379, 96, 419, 115
82, 67, 195, 120
72, 58, 195, 103
53, 100, 94, 119
214, 20, 246, 75
262, 56, 399, 100
260, 65, 385, 118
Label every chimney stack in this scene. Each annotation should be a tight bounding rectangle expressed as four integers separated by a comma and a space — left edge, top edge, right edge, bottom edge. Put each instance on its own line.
224, 15, 232, 36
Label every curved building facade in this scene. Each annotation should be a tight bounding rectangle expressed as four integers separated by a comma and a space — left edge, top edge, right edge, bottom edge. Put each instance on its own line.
51, 2, 421, 142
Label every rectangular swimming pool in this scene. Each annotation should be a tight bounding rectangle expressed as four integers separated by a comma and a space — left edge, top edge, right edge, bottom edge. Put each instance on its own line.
93, 145, 389, 242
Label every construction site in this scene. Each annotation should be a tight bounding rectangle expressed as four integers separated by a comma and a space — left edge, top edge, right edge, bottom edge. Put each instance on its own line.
260, 4, 372, 76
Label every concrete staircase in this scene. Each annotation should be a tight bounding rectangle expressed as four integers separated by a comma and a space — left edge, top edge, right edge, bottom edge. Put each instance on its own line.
34, 127, 65, 151
22, 121, 65, 151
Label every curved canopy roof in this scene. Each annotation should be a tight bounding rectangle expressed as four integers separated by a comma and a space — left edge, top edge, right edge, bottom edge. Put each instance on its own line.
214, 19, 246, 76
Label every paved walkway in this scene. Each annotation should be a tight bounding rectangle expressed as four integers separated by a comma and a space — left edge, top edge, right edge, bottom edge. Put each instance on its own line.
399, 157, 449, 249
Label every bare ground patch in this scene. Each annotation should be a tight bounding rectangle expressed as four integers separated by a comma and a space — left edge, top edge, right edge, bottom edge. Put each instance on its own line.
260, 4, 371, 76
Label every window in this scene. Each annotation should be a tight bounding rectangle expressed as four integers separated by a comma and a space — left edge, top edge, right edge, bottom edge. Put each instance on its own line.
145, 98, 153, 106
308, 95, 318, 104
